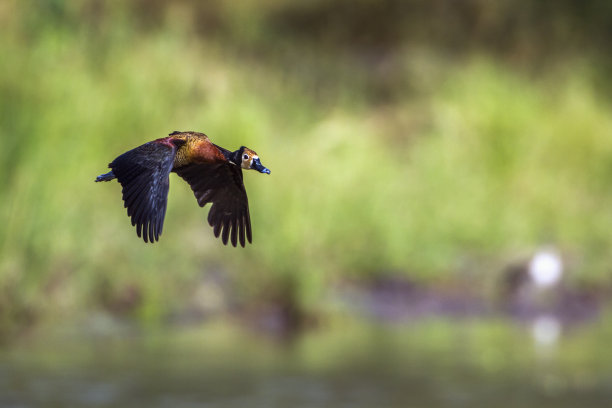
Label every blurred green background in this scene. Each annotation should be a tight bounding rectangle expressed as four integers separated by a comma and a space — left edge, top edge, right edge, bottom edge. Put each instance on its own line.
2, 1, 612, 406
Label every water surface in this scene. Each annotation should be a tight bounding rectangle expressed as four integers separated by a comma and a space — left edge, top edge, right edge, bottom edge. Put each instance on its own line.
1, 317, 611, 408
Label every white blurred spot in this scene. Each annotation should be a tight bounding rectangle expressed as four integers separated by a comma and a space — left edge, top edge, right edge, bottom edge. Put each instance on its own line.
532, 315, 561, 346
528, 248, 563, 288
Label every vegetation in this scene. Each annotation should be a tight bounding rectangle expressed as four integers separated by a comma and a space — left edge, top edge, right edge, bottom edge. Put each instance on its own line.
1, 1, 612, 336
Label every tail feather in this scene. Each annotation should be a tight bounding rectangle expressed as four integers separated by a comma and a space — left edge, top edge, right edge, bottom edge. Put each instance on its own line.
95, 170, 115, 182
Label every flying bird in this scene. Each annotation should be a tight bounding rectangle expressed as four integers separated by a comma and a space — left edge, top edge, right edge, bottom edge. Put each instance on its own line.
95, 131, 271, 247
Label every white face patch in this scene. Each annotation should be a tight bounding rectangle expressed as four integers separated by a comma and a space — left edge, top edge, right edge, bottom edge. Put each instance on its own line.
248, 156, 259, 169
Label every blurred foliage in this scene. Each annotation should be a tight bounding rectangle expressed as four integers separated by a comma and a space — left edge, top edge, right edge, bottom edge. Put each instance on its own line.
1, 0, 612, 335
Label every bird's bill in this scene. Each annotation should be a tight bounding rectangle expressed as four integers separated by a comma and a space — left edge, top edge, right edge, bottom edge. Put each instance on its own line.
252, 158, 271, 174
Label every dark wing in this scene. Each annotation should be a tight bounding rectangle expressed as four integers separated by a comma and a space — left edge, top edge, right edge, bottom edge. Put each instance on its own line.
174, 163, 252, 247
109, 141, 177, 243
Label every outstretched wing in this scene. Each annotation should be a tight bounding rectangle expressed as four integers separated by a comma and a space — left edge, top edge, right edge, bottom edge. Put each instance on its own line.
109, 141, 178, 243
174, 163, 252, 247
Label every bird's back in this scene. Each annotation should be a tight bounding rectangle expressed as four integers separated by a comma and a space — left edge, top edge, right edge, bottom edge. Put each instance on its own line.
165, 131, 226, 168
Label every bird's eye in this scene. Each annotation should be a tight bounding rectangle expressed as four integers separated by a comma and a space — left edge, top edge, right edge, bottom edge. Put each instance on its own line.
243, 154, 249, 160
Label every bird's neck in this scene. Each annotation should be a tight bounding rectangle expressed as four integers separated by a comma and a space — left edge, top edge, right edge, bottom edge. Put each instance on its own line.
214, 144, 242, 165
228, 149, 242, 166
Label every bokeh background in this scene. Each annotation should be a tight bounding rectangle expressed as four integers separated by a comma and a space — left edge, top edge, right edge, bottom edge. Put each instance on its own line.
2, 1, 612, 407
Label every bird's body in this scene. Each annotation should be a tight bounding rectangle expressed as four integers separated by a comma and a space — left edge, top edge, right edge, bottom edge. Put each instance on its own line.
95, 131, 270, 246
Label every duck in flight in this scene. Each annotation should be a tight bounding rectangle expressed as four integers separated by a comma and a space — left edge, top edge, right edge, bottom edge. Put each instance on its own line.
95, 131, 271, 247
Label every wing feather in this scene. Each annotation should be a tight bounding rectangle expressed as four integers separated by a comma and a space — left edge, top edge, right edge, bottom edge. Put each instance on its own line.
109, 140, 177, 243
175, 162, 252, 247
238, 212, 246, 247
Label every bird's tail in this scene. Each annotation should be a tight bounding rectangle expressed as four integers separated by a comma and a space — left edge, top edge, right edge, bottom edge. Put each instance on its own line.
95, 170, 116, 182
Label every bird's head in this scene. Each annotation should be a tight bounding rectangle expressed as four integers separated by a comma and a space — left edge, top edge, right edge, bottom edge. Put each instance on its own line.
237, 147, 271, 174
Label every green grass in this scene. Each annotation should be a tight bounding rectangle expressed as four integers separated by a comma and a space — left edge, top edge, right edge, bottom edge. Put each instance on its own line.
1, 6, 612, 333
